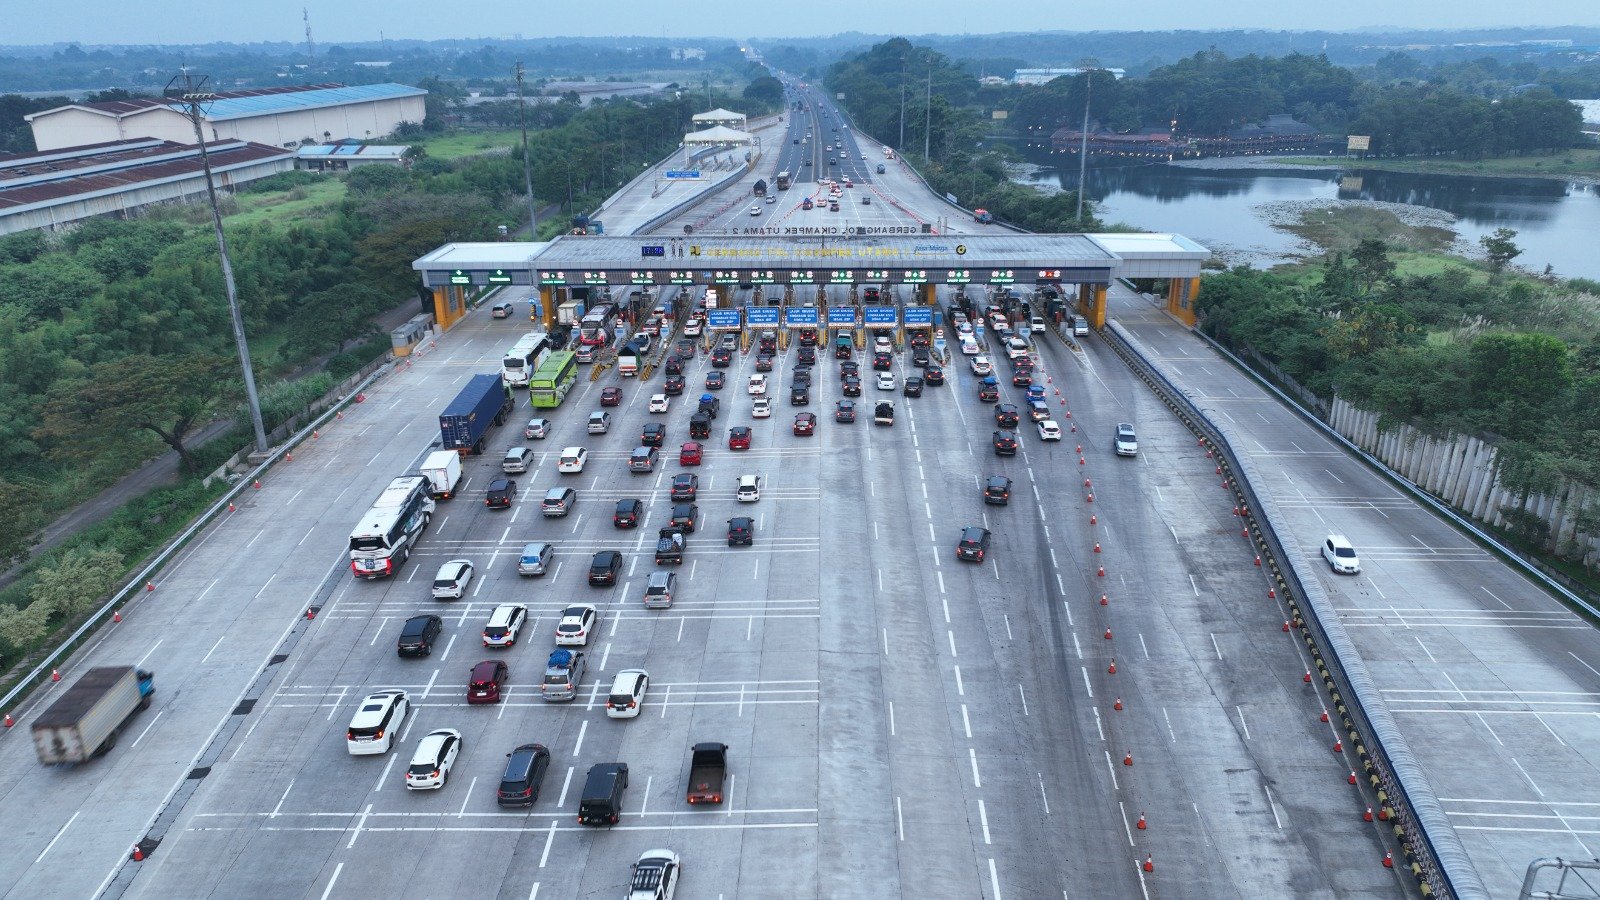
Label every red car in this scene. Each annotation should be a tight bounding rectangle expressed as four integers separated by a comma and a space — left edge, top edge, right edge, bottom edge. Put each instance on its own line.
600, 387, 622, 407
728, 426, 752, 450
680, 441, 703, 466
467, 659, 508, 704
793, 413, 817, 435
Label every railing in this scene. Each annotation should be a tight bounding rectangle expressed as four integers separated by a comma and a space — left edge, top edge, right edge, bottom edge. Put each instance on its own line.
1100, 320, 1489, 900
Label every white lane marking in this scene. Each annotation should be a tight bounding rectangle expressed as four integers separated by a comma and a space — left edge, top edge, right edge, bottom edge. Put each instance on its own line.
1003, 614, 1012, 639
318, 863, 345, 900
1080, 666, 1094, 698
953, 665, 964, 696
1119, 800, 1137, 846
1237, 706, 1251, 739
969, 748, 982, 787
1072, 632, 1082, 660
538, 820, 559, 867
439, 634, 457, 663
988, 859, 1003, 900
961, 704, 973, 738
201, 635, 226, 664
896, 796, 905, 841
1210, 633, 1223, 660
459, 777, 478, 817
882, 627, 889, 656
977, 798, 992, 844
374, 756, 397, 793
573, 720, 589, 756
345, 803, 373, 849
1017, 684, 1029, 716
557, 767, 574, 807
1163, 707, 1177, 742
34, 810, 80, 864
947, 630, 958, 657
888, 701, 896, 737
130, 710, 165, 749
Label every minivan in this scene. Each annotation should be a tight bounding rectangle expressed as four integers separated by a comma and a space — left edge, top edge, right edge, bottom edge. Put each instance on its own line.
496, 743, 551, 807
628, 446, 660, 473
397, 614, 442, 657
502, 446, 533, 474
606, 670, 650, 719
587, 411, 611, 434
517, 542, 554, 576
541, 487, 576, 517
578, 763, 630, 826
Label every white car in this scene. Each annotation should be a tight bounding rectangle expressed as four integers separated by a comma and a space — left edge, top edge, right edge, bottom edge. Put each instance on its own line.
683, 319, 703, 337
752, 397, 772, 418
557, 447, 588, 473
736, 474, 762, 502
1322, 534, 1361, 574
345, 689, 409, 756
404, 728, 461, 790
1005, 337, 1030, 360
555, 604, 600, 646
482, 603, 527, 647
970, 355, 992, 375
876, 372, 895, 391
1038, 420, 1063, 441
430, 559, 474, 599
524, 417, 551, 440
649, 394, 670, 413
749, 205, 762, 216
748, 374, 768, 395
628, 848, 682, 900
960, 337, 980, 355
874, 336, 892, 353
606, 669, 651, 719
1114, 423, 1138, 456
765, 195, 776, 204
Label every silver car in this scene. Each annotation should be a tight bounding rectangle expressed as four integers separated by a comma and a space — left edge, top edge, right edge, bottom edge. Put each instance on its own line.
524, 417, 551, 440
517, 542, 554, 576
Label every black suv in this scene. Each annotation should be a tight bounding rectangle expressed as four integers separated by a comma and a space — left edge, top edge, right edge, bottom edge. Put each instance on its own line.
689, 412, 711, 439
992, 430, 1019, 456
798, 345, 816, 365
872, 351, 892, 371
397, 614, 443, 657
912, 346, 930, 367
697, 396, 720, 419
924, 364, 945, 385
956, 526, 992, 563
641, 423, 666, 447
903, 376, 924, 397
841, 376, 861, 397
613, 498, 643, 528
664, 374, 686, 396
496, 743, 551, 807
588, 550, 623, 586
664, 355, 683, 376
485, 478, 516, 509
671, 473, 700, 501
791, 385, 810, 406
711, 348, 732, 368
983, 475, 1013, 505
995, 404, 1021, 429
670, 502, 699, 532
840, 360, 860, 377
727, 516, 755, 546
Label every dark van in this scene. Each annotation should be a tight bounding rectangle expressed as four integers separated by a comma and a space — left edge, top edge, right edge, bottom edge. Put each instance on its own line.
397, 614, 442, 658
578, 762, 629, 826
497, 743, 551, 807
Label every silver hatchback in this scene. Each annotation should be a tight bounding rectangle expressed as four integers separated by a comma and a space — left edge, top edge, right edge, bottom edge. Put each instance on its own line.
517, 542, 554, 576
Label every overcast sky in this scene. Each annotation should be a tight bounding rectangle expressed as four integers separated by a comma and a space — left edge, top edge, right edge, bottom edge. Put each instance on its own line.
6, 0, 1594, 46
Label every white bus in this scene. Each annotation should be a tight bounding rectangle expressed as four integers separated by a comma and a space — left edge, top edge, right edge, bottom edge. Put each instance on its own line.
500, 331, 553, 388
349, 476, 436, 578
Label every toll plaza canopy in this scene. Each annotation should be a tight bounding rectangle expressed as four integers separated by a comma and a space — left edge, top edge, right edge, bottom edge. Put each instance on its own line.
681, 125, 754, 147
691, 108, 748, 129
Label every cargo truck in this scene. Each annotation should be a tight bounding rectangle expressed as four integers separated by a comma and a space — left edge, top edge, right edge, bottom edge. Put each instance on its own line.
32, 667, 155, 764
418, 449, 463, 499
753, 179, 768, 198
439, 374, 514, 455
685, 741, 728, 804
617, 342, 642, 377
973, 208, 994, 224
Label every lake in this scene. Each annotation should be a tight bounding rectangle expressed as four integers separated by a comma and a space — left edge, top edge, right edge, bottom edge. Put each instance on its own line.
1015, 160, 1600, 280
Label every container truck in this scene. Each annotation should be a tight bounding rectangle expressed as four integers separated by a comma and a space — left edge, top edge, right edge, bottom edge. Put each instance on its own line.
685, 741, 728, 804
439, 374, 514, 455
617, 343, 642, 377
32, 667, 155, 764
418, 450, 463, 499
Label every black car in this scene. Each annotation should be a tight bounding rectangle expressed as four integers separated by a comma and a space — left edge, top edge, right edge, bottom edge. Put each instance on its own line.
758, 331, 778, 353
486, 477, 516, 509
912, 346, 930, 367
671, 473, 700, 501
841, 375, 862, 397
689, 412, 711, 439
840, 360, 860, 377
978, 378, 1000, 402
1012, 369, 1032, 387
798, 345, 817, 365
903, 376, 924, 397
613, 498, 643, 528
727, 516, 755, 546
872, 352, 892, 371
835, 400, 857, 423
956, 526, 992, 562
670, 502, 700, 533
984, 475, 1013, 505
697, 396, 720, 419
674, 338, 696, 358
755, 353, 774, 372
641, 423, 666, 447
792, 368, 812, 388
798, 328, 818, 348
397, 614, 443, 657
654, 527, 686, 565
664, 374, 687, 396
909, 331, 931, 349
589, 550, 623, 586
995, 404, 1021, 429
711, 348, 732, 368
924, 364, 945, 385
497, 743, 552, 807
705, 371, 725, 390
664, 355, 684, 376
993, 429, 1019, 456
791, 385, 810, 406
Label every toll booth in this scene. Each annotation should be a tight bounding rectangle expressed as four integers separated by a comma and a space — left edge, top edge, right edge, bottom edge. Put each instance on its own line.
825, 304, 858, 353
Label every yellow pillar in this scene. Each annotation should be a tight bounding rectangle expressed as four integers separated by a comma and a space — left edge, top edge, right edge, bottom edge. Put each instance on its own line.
920, 283, 936, 306
538, 286, 556, 329
1166, 277, 1199, 327
431, 285, 468, 331
1086, 284, 1107, 329
1076, 284, 1091, 316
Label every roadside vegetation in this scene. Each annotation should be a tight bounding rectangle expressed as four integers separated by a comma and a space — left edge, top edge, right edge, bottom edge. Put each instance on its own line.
1266, 148, 1600, 182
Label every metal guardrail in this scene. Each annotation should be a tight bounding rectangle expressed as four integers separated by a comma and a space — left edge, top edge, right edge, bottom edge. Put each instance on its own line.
1100, 320, 1489, 899
1192, 328, 1599, 620
0, 363, 393, 721
631, 156, 755, 236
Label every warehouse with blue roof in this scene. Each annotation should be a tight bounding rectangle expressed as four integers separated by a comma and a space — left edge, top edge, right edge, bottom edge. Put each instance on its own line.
24, 83, 427, 152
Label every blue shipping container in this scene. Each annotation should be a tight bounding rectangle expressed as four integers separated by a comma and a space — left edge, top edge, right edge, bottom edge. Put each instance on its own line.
439, 374, 512, 454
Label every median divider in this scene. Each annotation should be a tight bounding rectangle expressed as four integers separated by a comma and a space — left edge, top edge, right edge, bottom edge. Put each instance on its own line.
1100, 318, 1489, 900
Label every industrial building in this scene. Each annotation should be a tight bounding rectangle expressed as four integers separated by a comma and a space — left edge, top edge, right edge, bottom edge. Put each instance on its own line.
0, 138, 294, 236
295, 143, 411, 171
24, 83, 427, 152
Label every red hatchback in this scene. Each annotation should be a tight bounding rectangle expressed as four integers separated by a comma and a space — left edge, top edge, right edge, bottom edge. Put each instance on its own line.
600, 387, 622, 407
728, 426, 752, 450
793, 413, 817, 436
467, 659, 508, 704
679, 441, 703, 466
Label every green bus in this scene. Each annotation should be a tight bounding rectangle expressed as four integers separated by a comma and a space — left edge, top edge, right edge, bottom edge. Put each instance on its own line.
528, 350, 578, 408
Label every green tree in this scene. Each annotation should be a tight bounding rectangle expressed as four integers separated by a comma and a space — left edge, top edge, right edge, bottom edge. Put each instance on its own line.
0, 599, 55, 654
1350, 239, 1396, 294
0, 476, 45, 565
29, 545, 124, 618
1480, 227, 1523, 276
0, 256, 103, 320
743, 75, 783, 109
37, 354, 239, 472
1468, 332, 1572, 438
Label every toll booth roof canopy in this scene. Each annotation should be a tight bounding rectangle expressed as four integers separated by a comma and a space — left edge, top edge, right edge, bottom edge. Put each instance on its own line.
1086, 232, 1209, 260
412, 241, 549, 272
682, 125, 753, 145
520, 233, 1121, 272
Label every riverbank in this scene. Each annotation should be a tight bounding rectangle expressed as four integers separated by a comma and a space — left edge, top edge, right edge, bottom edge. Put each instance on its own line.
1171, 148, 1600, 185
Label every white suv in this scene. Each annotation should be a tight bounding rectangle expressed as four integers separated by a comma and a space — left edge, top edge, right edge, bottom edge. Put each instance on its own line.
345, 690, 409, 755
606, 669, 651, 719
483, 603, 528, 647
1322, 534, 1361, 574
558, 447, 588, 473
431, 559, 474, 599
404, 728, 461, 790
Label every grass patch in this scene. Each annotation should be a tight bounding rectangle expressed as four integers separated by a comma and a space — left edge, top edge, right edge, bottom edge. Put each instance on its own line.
1279, 204, 1456, 256
414, 130, 522, 160
228, 178, 347, 227
1276, 148, 1600, 180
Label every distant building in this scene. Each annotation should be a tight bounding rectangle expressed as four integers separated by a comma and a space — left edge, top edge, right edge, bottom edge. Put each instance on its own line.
1013, 68, 1125, 85
1051, 114, 1320, 158
0, 138, 294, 236
296, 142, 411, 171
671, 48, 706, 61
24, 82, 427, 152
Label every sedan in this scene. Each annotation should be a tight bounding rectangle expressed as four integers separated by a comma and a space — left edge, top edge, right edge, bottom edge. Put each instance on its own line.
1038, 419, 1063, 441
754, 353, 774, 372
748, 374, 768, 395
705, 371, 725, 390
835, 400, 857, 423
711, 349, 732, 368
600, 387, 622, 407
728, 426, 753, 450
752, 397, 772, 418
1012, 369, 1032, 387
903, 377, 923, 397
524, 417, 551, 440
993, 430, 1019, 456
876, 372, 895, 391
664, 375, 687, 396
641, 423, 666, 447
924, 364, 944, 386
405, 728, 462, 790
555, 604, 600, 647
995, 404, 1021, 429
649, 394, 671, 413
793, 412, 817, 436
678, 441, 703, 465
840, 361, 860, 377
671, 473, 700, 501
674, 338, 696, 358
670, 502, 700, 533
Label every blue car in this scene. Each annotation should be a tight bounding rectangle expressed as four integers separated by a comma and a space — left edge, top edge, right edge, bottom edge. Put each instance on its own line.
1026, 385, 1046, 403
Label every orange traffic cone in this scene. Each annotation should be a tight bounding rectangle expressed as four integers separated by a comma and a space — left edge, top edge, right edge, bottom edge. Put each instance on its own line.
1303, 670, 1313, 683
1100, 594, 1109, 606
1382, 852, 1393, 868
1104, 627, 1113, 640
1114, 697, 1123, 711
1123, 751, 1133, 766
1143, 854, 1154, 873
1363, 806, 1374, 822
1136, 812, 1146, 829
132, 846, 144, 861
1089, 514, 1097, 525
1094, 543, 1102, 553
51, 669, 60, 682
113, 611, 122, 623
1108, 658, 1117, 674
3, 713, 13, 728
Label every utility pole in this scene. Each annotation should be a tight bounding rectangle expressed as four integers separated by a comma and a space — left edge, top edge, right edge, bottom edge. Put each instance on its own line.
169, 70, 268, 455
1076, 67, 1094, 227
898, 57, 906, 149
302, 7, 315, 62
923, 66, 932, 161
514, 62, 537, 238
